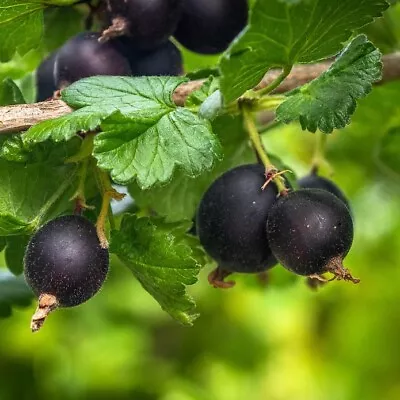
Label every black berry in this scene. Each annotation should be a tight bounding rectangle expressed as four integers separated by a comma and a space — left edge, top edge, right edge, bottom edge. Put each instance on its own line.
197, 164, 278, 276
24, 215, 109, 331
298, 172, 350, 209
266, 189, 358, 283
174, 0, 248, 54
54, 32, 131, 88
105, 0, 183, 49
122, 40, 183, 76
36, 52, 57, 101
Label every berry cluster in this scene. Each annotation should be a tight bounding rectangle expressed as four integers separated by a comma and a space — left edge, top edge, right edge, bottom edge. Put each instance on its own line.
36, 0, 248, 101
29, 0, 249, 330
197, 164, 359, 288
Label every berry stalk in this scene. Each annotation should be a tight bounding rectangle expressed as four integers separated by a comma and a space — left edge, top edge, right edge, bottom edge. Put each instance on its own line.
311, 131, 333, 175
94, 167, 125, 248
66, 133, 96, 214
242, 107, 288, 194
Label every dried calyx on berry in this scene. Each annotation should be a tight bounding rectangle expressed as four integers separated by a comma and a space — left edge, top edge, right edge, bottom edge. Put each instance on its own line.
103, 0, 183, 49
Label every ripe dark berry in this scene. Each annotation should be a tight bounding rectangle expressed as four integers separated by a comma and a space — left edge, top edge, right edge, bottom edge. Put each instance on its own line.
105, 0, 183, 49
298, 172, 350, 209
174, 0, 248, 54
54, 32, 131, 88
197, 164, 278, 277
266, 189, 358, 283
36, 52, 57, 101
24, 215, 109, 331
125, 41, 183, 76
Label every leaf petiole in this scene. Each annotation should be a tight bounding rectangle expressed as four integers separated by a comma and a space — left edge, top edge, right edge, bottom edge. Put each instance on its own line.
257, 65, 293, 97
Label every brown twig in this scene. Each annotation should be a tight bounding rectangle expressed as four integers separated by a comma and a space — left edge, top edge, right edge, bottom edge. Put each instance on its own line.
1, 53, 399, 135
0, 100, 72, 134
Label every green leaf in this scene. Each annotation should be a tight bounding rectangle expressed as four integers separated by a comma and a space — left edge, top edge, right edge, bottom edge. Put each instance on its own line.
43, 0, 77, 7
24, 76, 186, 144
94, 108, 221, 188
0, 1, 45, 62
220, 0, 389, 102
0, 270, 33, 318
4, 236, 30, 276
110, 214, 204, 325
378, 127, 400, 174
1, 135, 80, 164
0, 136, 31, 162
0, 78, 25, 106
129, 115, 256, 222
0, 149, 79, 236
25, 76, 222, 188
276, 35, 382, 133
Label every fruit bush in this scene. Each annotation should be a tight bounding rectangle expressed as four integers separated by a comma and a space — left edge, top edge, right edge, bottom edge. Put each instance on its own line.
0, 0, 399, 336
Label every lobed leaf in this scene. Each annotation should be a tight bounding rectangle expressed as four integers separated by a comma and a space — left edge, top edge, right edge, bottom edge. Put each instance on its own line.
24, 76, 184, 143
94, 108, 221, 188
0, 159, 76, 236
276, 35, 382, 133
220, 0, 389, 102
110, 214, 204, 325
24, 76, 223, 188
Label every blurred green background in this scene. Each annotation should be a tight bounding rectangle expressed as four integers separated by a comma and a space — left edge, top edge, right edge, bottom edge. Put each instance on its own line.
1, 3, 400, 400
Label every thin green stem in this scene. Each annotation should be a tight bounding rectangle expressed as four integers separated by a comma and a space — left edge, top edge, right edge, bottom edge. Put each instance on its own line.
66, 133, 96, 213
108, 204, 116, 230
257, 65, 293, 97
94, 166, 125, 248
242, 107, 287, 194
243, 107, 272, 168
76, 159, 89, 198
65, 133, 95, 164
70, 158, 93, 213
311, 131, 333, 174
223, 94, 284, 117
253, 96, 285, 112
